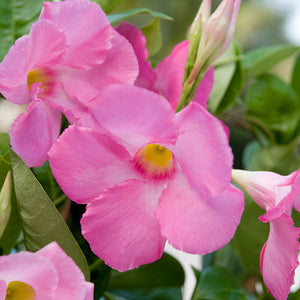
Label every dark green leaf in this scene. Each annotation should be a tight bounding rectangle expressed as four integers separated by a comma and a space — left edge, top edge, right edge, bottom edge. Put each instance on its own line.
192, 266, 256, 300
107, 287, 182, 300
0, 0, 46, 61
108, 253, 185, 290
10, 149, 90, 280
246, 74, 300, 144
141, 18, 162, 56
232, 201, 268, 277
242, 44, 300, 81
108, 8, 172, 25
92, 0, 124, 13
291, 54, 300, 100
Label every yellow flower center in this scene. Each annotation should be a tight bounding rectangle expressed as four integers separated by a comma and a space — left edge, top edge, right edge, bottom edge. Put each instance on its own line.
5, 281, 35, 300
135, 144, 174, 179
27, 68, 54, 96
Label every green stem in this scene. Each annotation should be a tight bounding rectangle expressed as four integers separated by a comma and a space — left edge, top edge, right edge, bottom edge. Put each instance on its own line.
53, 194, 68, 207
89, 258, 104, 273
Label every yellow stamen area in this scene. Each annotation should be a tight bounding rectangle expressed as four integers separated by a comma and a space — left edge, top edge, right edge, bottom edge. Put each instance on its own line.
5, 281, 35, 300
27, 68, 53, 95
135, 144, 174, 179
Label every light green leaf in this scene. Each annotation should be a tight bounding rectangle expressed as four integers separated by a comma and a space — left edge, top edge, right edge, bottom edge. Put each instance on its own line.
192, 266, 256, 300
0, 0, 46, 61
108, 8, 172, 25
92, 0, 124, 13
0, 172, 12, 239
141, 18, 162, 56
208, 43, 237, 113
10, 149, 90, 281
242, 44, 300, 81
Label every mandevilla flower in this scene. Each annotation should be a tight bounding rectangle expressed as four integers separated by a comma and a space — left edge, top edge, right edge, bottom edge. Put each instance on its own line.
0, 241, 93, 300
116, 22, 214, 111
0, 0, 138, 167
232, 169, 300, 300
49, 84, 244, 271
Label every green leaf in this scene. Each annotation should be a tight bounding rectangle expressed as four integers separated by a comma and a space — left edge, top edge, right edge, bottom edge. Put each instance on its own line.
291, 54, 300, 100
243, 141, 300, 175
215, 42, 244, 114
0, 133, 11, 186
108, 253, 185, 290
106, 287, 182, 300
108, 8, 172, 25
242, 44, 300, 81
208, 43, 237, 113
246, 74, 300, 144
0, 172, 12, 239
192, 266, 256, 300
232, 201, 268, 277
92, 0, 124, 13
10, 149, 90, 281
141, 18, 162, 56
0, 0, 46, 61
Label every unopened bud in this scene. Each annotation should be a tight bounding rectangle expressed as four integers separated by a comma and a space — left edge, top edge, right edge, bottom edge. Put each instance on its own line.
0, 172, 12, 239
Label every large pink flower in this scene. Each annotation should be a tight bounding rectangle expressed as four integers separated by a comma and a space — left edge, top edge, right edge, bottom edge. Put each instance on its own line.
0, 242, 93, 300
49, 84, 244, 271
232, 169, 300, 300
0, 0, 138, 167
116, 22, 214, 110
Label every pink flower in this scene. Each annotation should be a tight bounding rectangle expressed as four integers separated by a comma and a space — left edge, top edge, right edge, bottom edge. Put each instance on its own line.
0, 242, 93, 300
232, 169, 300, 300
0, 0, 138, 167
49, 84, 244, 271
116, 22, 214, 111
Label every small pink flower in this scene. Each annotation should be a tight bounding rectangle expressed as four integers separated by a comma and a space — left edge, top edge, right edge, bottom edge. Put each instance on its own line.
116, 22, 214, 110
0, 0, 138, 167
0, 242, 93, 300
232, 169, 300, 300
49, 84, 244, 271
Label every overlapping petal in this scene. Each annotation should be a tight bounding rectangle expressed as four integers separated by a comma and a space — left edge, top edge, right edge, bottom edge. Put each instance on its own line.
0, 251, 58, 300
37, 242, 87, 300
156, 171, 244, 254
0, 20, 66, 104
153, 41, 214, 110
9, 101, 61, 167
40, 0, 113, 69
174, 102, 233, 197
260, 215, 300, 300
81, 179, 166, 271
48, 125, 135, 204
116, 22, 156, 89
89, 84, 178, 153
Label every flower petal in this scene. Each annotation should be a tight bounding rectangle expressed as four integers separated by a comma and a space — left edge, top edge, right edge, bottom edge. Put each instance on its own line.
153, 40, 189, 110
40, 0, 113, 69
89, 84, 178, 153
37, 242, 90, 300
81, 179, 166, 271
0, 20, 66, 104
116, 22, 156, 89
193, 66, 214, 108
48, 125, 135, 204
0, 280, 7, 300
260, 214, 300, 300
0, 251, 58, 300
60, 31, 138, 105
9, 101, 61, 167
155, 171, 244, 254
174, 102, 233, 197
